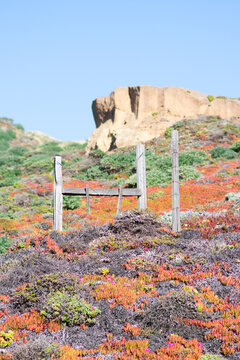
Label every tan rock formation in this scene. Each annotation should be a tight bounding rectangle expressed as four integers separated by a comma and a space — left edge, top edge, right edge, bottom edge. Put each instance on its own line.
87, 86, 240, 152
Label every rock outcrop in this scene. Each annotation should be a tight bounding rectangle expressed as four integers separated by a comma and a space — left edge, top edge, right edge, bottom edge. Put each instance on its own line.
87, 86, 240, 152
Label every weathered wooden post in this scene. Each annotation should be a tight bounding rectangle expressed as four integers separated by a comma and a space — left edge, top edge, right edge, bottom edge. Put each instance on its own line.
53, 155, 63, 231
171, 130, 180, 232
136, 144, 147, 210
86, 185, 90, 214
116, 185, 123, 216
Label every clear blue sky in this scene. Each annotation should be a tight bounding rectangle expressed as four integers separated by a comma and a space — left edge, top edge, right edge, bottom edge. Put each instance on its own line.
0, 0, 239, 141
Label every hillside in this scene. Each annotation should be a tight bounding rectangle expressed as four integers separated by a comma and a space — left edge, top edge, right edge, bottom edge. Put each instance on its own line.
0, 115, 239, 359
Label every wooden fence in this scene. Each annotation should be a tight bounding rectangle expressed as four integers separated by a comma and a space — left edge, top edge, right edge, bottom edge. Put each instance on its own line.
53, 144, 147, 231
53, 133, 180, 232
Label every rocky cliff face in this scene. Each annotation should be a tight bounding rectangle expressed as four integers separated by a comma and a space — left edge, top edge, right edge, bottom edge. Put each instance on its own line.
87, 86, 240, 152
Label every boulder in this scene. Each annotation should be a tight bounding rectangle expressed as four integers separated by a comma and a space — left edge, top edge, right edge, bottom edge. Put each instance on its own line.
87, 86, 240, 152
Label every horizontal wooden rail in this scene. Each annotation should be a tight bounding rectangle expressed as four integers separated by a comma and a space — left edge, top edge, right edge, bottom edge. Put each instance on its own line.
62, 187, 142, 197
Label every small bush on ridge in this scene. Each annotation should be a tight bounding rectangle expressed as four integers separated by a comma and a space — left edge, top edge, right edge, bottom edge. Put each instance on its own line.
41, 291, 101, 326
210, 146, 237, 159
230, 140, 240, 152
63, 196, 82, 210
0, 236, 13, 254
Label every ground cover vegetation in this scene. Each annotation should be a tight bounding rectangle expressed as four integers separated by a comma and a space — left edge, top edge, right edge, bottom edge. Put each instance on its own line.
0, 115, 239, 359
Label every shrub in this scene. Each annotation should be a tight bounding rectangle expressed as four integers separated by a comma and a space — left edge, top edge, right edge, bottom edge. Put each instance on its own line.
146, 153, 172, 170
125, 174, 137, 187
0, 330, 14, 347
12, 338, 60, 360
0, 236, 13, 254
9, 145, 29, 156
0, 129, 16, 141
230, 140, 240, 152
207, 95, 214, 102
100, 151, 136, 175
179, 166, 200, 180
41, 291, 101, 326
23, 154, 53, 173
0, 140, 10, 151
165, 127, 172, 139
38, 141, 63, 155
63, 141, 87, 151
210, 146, 237, 159
89, 149, 105, 159
12, 273, 82, 311
63, 196, 82, 210
12, 273, 101, 326
0, 212, 17, 220
0, 167, 22, 178
66, 156, 83, 165
199, 354, 226, 360
146, 168, 172, 186
216, 96, 227, 99
173, 121, 184, 129
179, 150, 207, 166
0, 166, 21, 187
223, 123, 240, 135
0, 176, 20, 188
85, 165, 106, 180
14, 123, 25, 131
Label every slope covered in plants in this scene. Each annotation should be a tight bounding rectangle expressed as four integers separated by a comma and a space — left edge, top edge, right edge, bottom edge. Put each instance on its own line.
0, 115, 239, 359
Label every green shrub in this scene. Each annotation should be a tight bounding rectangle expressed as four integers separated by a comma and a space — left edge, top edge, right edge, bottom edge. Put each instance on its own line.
173, 121, 184, 129
41, 291, 101, 326
9, 145, 29, 156
0, 140, 10, 151
14, 123, 25, 131
0, 153, 26, 168
199, 354, 226, 360
0, 176, 20, 187
146, 169, 172, 186
230, 140, 240, 152
146, 153, 171, 171
0, 167, 22, 178
125, 174, 137, 187
179, 166, 200, 180
63, 196, 82, 210
0, 212, 17, 219
66, 156, 83, 165
216, 96, 227, 99
100, 151, 136, 175
0, 166, 21, 187
0, 236, 13, 254
165, 127, 172, 139
207, 95, 214, 102
38, 141, 63, 155
63, 142, 87, 151
89, 149, 105, 159
23, 155, 53, 173
0, 330, 14, 347
223, 123, 240, 135
85, 166, 107, 180
210, 146, 237, 159
0, 128, 16, 141
12, 273, 101, 327
179, 150, 207, 166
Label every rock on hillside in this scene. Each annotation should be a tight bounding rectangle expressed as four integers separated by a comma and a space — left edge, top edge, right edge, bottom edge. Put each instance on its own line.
87, 86, 240, 152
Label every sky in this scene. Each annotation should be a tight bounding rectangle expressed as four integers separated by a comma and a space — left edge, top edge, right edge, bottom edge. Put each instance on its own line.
0, 0, 239, 142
